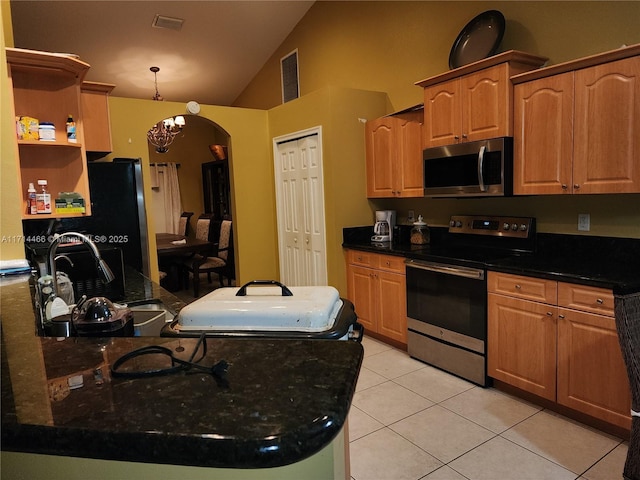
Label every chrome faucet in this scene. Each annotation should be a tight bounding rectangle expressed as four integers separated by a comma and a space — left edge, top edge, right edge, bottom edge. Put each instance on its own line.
46, 232, 115, 297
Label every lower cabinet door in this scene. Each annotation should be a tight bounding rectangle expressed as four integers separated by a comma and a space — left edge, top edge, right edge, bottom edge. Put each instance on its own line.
347, 264, 377, 333
377, 270, 407, 343
557, 308, 631, 429
488, 293, 557, 400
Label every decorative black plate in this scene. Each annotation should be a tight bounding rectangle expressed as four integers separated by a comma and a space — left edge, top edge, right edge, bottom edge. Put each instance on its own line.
449, 10, 506, 69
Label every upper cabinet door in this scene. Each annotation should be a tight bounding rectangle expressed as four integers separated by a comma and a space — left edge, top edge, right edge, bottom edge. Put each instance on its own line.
423, 64, 510, 148
462, 64, 511, 143
365, 116, 423, 198
396, 119, 423, 197
573, 56, 640, 194
81, 82, 115, 154
423, 79, 461, 147
365, 117, 396, 197
513, 72, 574, 195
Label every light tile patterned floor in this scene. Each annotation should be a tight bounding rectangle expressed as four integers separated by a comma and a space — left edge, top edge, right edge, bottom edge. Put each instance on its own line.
349, 336, 628, 480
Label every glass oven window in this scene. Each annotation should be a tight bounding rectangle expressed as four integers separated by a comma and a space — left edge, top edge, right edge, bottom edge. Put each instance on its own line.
406, 266, 486, 341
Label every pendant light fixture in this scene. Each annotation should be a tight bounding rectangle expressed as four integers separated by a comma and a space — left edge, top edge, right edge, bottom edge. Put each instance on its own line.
146, 66, 185, 153
150, 66, 163, 101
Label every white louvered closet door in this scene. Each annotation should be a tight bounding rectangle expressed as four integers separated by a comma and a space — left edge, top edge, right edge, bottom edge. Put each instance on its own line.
274, 129, 327, 286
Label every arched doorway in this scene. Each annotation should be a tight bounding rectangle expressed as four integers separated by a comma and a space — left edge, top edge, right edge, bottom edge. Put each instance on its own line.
147, 114, 235, 295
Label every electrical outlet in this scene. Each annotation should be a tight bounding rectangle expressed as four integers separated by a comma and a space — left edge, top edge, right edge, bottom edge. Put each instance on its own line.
408, 210, 415, 223
578, 213, 590, 231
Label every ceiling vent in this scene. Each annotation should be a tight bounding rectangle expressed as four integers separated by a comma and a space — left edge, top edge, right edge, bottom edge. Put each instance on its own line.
281, 49, 299, 103
152, 14, 184, 31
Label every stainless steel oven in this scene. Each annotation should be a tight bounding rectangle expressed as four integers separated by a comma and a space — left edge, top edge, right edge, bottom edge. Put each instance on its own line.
406, 259, 487, 385
405, 215, 535, 386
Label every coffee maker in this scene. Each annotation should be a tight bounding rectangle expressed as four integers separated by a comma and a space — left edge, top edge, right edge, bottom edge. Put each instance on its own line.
371, 210, 396, 242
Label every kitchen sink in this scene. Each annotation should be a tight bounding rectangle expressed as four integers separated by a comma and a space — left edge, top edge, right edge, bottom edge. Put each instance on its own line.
126, 299, 176, 336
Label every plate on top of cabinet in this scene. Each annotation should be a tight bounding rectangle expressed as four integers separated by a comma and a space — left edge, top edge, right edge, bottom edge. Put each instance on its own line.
448, 10, 505, 69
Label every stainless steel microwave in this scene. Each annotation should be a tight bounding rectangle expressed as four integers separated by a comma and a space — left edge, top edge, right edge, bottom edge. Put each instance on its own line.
423, 137, 513, 197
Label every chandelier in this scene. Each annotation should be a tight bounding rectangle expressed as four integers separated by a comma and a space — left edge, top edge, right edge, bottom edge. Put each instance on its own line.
147, 116, 185, 153
146, 66, 185, 153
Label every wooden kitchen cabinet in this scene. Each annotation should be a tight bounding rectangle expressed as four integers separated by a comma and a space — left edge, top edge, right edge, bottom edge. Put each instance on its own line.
346, 250, 407, 345
365, 114, 423, 198
81, 81, 115, 155
488, 271, 631, 430
416, 51, 548, 149
556, 283, 630, 428
513, 46, 640, 195
423, 64, 510, 147
488, 273, 558, 401
7, 47, 92, 219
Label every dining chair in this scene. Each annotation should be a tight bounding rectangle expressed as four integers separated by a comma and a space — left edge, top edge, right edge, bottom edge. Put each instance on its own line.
194, 213, 214, 242
178, 211, 194, 237
183, 219, 233, 297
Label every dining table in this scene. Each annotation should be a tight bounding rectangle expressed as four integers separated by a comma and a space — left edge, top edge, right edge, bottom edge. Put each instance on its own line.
156, 233, 214, 291
156, 233, 214, 257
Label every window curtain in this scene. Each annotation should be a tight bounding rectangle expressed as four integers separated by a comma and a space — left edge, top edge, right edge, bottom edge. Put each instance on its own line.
160, 163, 182, 234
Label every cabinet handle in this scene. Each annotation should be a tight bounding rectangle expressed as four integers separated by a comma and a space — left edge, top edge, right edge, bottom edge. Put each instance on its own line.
562, 184, 568, 190
574, 184, 580, 189
454, 135, 460, 141
559, 314, 565, 319
596, 298, 604, 304
515, 284, 521, 289
462, 133, 468, 139
546, 312, 553, 316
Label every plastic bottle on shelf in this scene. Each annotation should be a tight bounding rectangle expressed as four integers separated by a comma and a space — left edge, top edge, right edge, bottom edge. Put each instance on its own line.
36, 180, 51, 214
66, 115, 76, 143
27, 182, 37, 215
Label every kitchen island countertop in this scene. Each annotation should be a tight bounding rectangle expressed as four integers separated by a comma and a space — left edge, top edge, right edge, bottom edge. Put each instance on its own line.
0, 270, 363, 472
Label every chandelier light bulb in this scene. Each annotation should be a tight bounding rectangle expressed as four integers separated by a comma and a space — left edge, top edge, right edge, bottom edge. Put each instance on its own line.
147, 116, 185, 153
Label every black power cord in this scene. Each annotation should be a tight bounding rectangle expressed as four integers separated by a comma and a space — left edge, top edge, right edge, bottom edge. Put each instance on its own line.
110, 333, 229, 387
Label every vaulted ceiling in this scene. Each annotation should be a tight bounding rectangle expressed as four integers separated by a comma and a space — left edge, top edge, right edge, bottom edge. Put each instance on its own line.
10, 1, 314, 106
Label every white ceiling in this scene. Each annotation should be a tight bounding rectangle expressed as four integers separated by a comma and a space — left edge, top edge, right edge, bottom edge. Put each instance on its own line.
10, 1, 314, 106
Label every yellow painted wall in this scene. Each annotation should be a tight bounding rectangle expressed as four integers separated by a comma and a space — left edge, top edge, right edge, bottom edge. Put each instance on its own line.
236, 1, 640, 111
237, 1, 640, 240
106, 98, 277, 284
268, 87, 388, 293
0, 2, 26, 262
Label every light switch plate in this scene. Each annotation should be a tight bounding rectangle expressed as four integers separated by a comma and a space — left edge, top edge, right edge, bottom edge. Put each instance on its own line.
578, 213, 590, 231
408, 210, 415, 223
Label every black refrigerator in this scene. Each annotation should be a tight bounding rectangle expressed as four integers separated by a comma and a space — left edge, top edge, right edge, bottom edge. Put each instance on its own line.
58, 158, 151, 276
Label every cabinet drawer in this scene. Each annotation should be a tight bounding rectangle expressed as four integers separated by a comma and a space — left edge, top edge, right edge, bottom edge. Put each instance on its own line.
558, 283, 614, 317
376, 254, 406, 274
488, 271, 557, 304
347, 250, 377, 268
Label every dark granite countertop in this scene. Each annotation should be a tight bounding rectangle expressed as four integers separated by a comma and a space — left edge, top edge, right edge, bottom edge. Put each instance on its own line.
0, 271, 363, 469
343, 226, 640, 294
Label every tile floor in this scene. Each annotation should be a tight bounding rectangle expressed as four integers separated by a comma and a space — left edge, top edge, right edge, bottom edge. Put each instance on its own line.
348, 335, 629, 480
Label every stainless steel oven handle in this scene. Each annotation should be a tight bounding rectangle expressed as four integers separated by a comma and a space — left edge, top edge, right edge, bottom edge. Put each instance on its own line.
477, 145, 486, 192
406, 259, 485, 280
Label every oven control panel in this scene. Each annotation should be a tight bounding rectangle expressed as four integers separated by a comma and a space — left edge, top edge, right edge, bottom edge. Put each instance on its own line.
449, 215, 534, 238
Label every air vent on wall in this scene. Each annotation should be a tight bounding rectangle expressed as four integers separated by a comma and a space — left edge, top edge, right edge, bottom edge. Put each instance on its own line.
152, 14, 184, 31
281, 49, 299, 103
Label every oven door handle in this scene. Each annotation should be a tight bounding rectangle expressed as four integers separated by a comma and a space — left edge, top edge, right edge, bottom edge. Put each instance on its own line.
406, 260, 485, 280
